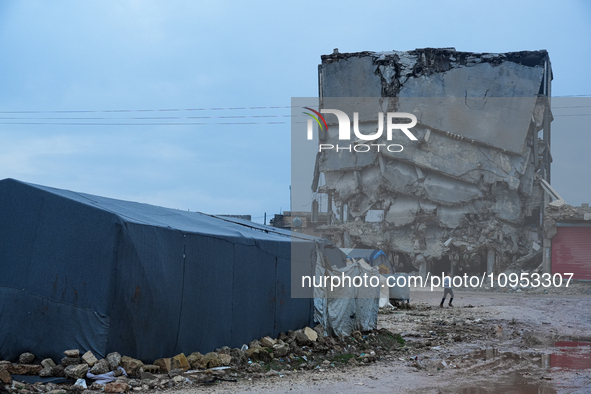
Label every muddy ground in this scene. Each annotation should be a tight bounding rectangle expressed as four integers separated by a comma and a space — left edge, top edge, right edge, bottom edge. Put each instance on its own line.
171, 284, 591, 393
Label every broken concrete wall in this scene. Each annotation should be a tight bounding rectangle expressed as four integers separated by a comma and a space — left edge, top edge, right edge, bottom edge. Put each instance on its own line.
313, 48, 552, 276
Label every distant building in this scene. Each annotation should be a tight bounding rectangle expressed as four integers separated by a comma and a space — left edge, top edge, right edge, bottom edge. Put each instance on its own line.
544, 203, 591, 280
217, 214, 252, 221
270, 211, 330, 237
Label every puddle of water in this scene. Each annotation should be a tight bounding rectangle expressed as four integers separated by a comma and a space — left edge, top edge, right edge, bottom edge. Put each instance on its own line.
438, 350, 553, 393
449, 373, 556, 393
551, 341, 591, 370
449, 348, 543, 370
443, 351, 554, 393
449, 342, 591, 371
442, 343, 591, 393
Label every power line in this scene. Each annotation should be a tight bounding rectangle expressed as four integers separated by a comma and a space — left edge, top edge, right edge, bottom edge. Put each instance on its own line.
0, 102, 590, 126
0, 121, 307, 126
553, 114, 591, 117
0, 105, 300, 114
2, 115, 591, 125
0, 115, 293, 120
0, 97, 589, 115
0, 105, 310, 125
552, 105, 591, 108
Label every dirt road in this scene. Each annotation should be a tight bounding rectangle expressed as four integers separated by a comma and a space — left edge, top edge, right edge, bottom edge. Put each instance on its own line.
172, 287, 591, 393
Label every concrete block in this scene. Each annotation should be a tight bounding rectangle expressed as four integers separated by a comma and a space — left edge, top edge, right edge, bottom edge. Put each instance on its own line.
423, 173, 483, 204
153, 358, 172, 373
321, 56, 383, 98
385, 195, 419, 227
171, 353, 189, 372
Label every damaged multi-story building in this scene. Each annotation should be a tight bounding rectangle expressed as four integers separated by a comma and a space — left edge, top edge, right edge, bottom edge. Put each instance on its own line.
309, 48, 553, 277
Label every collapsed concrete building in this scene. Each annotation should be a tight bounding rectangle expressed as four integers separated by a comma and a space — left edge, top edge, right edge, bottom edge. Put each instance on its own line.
311, 48, 553, 277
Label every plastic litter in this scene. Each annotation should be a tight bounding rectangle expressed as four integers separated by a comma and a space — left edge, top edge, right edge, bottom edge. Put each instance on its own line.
86, 367, 127, 385
74, 378, 87, 389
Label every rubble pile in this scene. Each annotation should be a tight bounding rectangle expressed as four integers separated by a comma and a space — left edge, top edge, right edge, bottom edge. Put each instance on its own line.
0, 325, 406, 393
545, 203, 591, 222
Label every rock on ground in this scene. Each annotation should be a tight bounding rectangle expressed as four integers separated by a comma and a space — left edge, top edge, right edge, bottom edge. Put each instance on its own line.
303, 326, 318, 341
120, 356, 143, 377
219, 353, 232, 366
201, 352, 222, 369
64, 349, 79, 357
107, 352, 122, 370
41, 358, 56, 369
82, 350, 98, 367
61, 356, 81, 366
171, 353, 190, 371
154, 357, 172, 373
186, 353, 202, 370
19, 352, 35, 364
89, 358, 110, 375
65, 363, 88, 379
0, 369, 11, 384
51, 365, 65, 377
260, 336, 276, 348
104, 382, 130, 393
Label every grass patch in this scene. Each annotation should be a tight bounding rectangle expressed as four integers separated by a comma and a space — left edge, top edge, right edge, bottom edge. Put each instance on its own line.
373, 332, 405, 350
392, 333, 405, 345
351, 330, 405, 352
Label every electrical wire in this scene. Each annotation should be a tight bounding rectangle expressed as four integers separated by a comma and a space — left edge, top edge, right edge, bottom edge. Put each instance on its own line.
0, 102, 589, 125
0, 121, 309, 126
553, 114, 591, 117
0, 105, 310, 125
0, 105, 298, 114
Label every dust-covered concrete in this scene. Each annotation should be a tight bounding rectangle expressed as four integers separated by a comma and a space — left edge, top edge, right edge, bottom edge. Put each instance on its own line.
308, 48, 553, 279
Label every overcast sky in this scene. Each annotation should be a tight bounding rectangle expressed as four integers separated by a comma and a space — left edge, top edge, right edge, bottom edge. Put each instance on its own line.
0, 0, 589, 223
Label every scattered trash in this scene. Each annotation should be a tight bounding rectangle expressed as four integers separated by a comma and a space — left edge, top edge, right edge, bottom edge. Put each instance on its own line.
73, 378, 87, 388
86, 367, 127, 385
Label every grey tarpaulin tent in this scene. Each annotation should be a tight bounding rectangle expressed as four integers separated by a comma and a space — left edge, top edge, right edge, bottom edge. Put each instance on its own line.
0, 178, 342, 362
313, 247, 380, 337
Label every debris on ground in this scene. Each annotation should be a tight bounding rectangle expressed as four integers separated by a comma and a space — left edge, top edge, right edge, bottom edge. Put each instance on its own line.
0, 324, 407, 393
